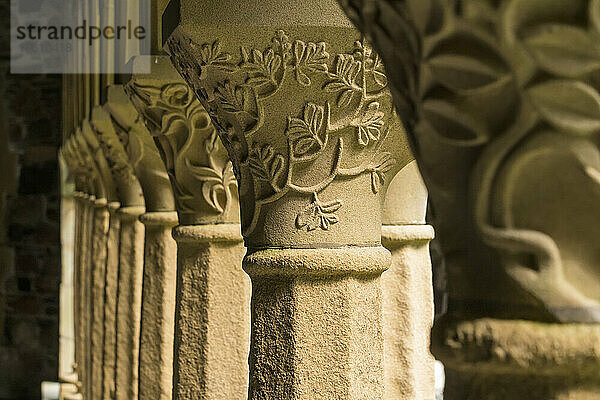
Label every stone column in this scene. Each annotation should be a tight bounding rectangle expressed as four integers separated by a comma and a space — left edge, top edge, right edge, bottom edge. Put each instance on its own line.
114, 206, 145, 400
101, 201, 120, 400
336, 1, 600, 398
89, 197, 109, 400
381, 161, 434, 400
127, 57, 250, 400
137, 211, 178, 399
103, 85, 179, 400
163, 2, 414, 396
88, 104, 146, 400
57, 154, 82, 400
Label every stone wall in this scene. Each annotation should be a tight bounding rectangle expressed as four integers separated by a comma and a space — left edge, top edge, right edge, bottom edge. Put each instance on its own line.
0, 67, 62, 399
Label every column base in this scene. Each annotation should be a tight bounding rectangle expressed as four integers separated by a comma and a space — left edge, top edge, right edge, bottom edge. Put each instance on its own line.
433, 318, 600, 400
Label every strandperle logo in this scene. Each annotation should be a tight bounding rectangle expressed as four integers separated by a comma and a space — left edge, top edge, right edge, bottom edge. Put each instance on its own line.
10, 0, 151, 74
15, 20, 147, 47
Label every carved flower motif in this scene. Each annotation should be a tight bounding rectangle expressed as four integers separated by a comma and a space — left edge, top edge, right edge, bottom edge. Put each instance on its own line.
357, 102, 385, 146
296, 193, 343, 231
286, 103, 329, 160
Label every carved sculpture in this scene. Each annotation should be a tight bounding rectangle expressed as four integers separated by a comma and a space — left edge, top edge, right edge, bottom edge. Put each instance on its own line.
162, 0, 415, 397
127, 59, 239, 225
166, 27, 411, 246
337, 0, 600, 322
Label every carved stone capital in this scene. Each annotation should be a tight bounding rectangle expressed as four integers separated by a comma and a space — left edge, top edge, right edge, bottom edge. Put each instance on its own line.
162, 1, 416, 398
126, 56, 239, 225
164, 19, 412, 248
337, 0, 600, 323
89, 105, 145, 208
103, 85, 176, 212
61, 143, 90, 196
64, 126, 117, 202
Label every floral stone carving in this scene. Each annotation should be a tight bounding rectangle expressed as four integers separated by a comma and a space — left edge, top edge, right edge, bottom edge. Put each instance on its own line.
103, 85, 175, 212
89, 105, 145, 208
165, 26, 412, 247
127, 56, 239, 225
337, 0, 600, 322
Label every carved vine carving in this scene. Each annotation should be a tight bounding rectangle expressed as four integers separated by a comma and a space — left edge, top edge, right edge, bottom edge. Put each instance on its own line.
166, 30, 401, 236
126, 79, 238, 222
338, 0, 600, 322
103, 86, 175, 212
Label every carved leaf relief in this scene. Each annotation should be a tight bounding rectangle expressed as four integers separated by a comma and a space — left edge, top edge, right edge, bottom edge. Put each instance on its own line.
248, 144, 285, 189
286, 103, 328, 160
324, 54, 361, 107
196, 40, 236, 71
295, 193, 343, 231
356, 102, 385, 146
370, 152, 396, 194
528, 80, 600, 136
241, 47, 283, 88
293, 40, 330, 86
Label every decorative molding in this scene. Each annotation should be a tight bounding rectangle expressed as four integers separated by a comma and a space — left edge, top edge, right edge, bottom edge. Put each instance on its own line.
126, 57, 239, 225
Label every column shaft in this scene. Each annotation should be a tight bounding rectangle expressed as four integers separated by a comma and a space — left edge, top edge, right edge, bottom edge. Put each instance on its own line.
114, 207, 145, 400
244, 247, 389, 400
72, 195, 84, 391
101, 204, 121, 400
171, 225, 249, 400
381, 225, 435, 400
138, 211, 178, 400
59, 191, 78, 397
90, 202, 110, 400
80, 197, 95, 400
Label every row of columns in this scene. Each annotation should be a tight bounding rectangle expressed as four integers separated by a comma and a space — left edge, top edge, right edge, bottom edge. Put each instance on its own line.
59, 49, 435, 400
57, 0, 437, 399
57, 0, 600, 398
